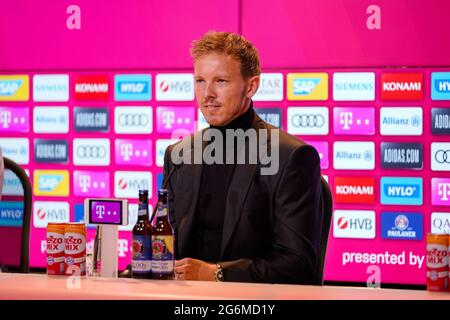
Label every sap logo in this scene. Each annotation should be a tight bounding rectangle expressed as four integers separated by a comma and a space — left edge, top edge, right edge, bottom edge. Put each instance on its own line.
293, 78, 320, 95
287, 73, 328, 101
0, 80, 22, 96
114, 74, 151, 101
431, 212, 450, 234
380, 177, 423, 205
333, 210, 375, 239
34, 170, 69, 197
381, 212, 423, 240
33, 201, 70, 228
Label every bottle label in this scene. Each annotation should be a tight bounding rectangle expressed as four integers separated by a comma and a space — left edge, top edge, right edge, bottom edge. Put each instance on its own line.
152, 235, 174, 273
157, 205, 168, 218
132, 235, 152, 273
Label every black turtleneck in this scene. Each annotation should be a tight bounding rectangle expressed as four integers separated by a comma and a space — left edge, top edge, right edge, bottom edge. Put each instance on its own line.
191, 104, 255, 262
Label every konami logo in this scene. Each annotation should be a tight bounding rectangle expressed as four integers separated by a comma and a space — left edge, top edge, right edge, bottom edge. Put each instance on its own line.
74, 75, 109, 100
334, 176, 375, 204
381, 73, 423, 100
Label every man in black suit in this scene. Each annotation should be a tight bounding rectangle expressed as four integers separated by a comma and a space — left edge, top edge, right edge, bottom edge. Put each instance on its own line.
165, 31, 323, 284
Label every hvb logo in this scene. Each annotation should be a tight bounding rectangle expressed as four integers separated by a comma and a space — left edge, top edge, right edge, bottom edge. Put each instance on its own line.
156, 107, 195, 133
0, 107, 29, 133
380, 177, 423, 205
431, 178, 450, 205
115, 139, 152, 166
73, 171, 110, 197
114, 171, 152, 198
287, 73, 328, 101
33, 201, 70, 228
333, 210, 375, 239
381, 73, 423, 100
156, 74, 194, 101
333, 107, 375, 135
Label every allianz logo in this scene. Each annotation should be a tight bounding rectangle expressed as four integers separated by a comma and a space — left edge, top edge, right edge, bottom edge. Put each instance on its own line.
381, 115, 421, 127
2, 145, 27, 156
434, 79, 450, 93
383, 82, 421, 91
0, 80, 23, 95
38, 175, 63, 191
118, 81, 148, 94
336, 185, 373, 195
293, 78, 320, 95
385, 184, 419, 197
35, 115, 67, 125
335, 150, 373, 161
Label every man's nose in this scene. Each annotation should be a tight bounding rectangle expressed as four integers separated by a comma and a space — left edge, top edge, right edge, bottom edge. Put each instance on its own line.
204, 83, 216, 99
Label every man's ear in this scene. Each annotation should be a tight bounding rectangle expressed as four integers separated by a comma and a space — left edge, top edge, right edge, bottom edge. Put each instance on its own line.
246, 75, 260, 98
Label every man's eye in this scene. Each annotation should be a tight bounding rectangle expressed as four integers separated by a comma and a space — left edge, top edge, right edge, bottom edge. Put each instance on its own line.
217, 79, 227, 83
195, 79, 205, 83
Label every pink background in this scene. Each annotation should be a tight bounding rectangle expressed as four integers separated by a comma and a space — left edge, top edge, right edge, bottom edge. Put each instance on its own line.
1, 1, 450, 286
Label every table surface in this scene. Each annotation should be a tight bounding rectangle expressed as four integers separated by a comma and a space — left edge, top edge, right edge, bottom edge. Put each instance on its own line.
0, 273, 449, 300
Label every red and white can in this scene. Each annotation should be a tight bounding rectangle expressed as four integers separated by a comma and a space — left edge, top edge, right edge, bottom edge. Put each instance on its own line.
426, 233, 449, 291
64, 223, 86, 276
46, 223, 66, 275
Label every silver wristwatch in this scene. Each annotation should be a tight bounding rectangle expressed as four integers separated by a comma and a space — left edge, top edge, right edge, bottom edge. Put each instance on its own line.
214, 263, 224, 282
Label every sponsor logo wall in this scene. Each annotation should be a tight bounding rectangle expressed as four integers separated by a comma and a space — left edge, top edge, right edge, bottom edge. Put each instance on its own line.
1, 69, 449, 286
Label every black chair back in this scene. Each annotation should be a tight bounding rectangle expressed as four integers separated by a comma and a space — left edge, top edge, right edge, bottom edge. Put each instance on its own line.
0, 157, 31, 273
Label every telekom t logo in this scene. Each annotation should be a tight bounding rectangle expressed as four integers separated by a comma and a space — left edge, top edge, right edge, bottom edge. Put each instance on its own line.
438, 183, 450, 201
96, 205, 105, 219
117, 239, 129, 257
120, 144, 133, 161
0, 111, 12, 128
79, 175, 91, 193
340, 112, 353, 130
162, 111, 175, 129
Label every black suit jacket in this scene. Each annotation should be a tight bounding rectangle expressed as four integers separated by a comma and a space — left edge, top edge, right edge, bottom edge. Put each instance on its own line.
163, 113, 323, 284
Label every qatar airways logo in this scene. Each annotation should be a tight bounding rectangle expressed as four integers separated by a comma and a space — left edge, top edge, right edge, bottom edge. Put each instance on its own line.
432, 178, 450, 206
0, 107, 29, 133
115, 139, 152, 166
156, 107, 195, 134
333, 107, 374, 135
73, 170, 110, 197
381, 73, 423, 100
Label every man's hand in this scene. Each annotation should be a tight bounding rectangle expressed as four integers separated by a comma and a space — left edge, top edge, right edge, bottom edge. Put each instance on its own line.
174, 258, 216, 281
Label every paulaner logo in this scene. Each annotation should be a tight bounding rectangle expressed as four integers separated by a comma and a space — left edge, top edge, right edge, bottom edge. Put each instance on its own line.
380, 177, 423, 205
381, 212, 423, 240
380, 142, 423, 169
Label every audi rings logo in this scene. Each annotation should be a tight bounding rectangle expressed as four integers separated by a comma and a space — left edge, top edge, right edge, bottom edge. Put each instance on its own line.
118, 113, 149, 126
291, 114, 325, 128
76, 145, 107, 158
73, 139, 110, 166
435, 149, 450, 163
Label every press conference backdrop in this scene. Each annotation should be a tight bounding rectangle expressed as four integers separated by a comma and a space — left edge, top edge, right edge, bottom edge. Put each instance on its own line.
1, 0, 450, 286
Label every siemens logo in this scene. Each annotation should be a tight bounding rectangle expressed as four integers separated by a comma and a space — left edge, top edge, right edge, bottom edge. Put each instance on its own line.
33, 74, 69, 102
381, 143, 423, 169
114, 74, 151, 101
431, 72, 450, 100
332, 72, 375, 101
381, 212, 423, 240
380, 177, 423, 205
